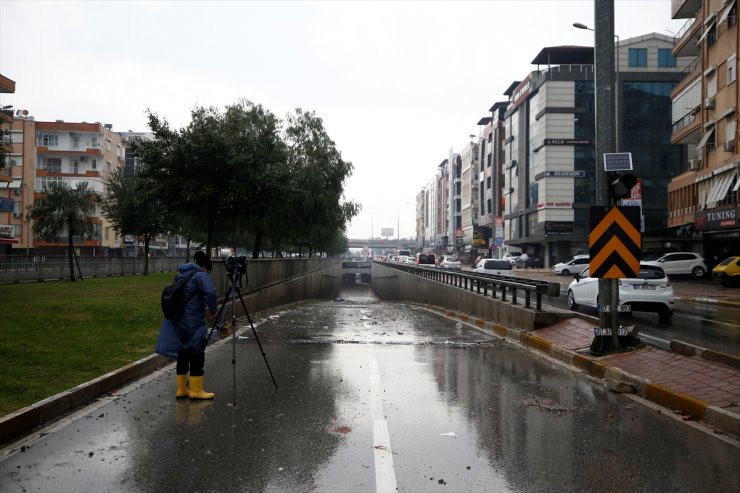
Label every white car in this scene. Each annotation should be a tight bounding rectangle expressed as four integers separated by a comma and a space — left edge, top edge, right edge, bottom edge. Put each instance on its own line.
642, 252, 708, 279
439, 256, 462, 270
552, 255, 590, 276
474, 259, 514, 277
502, 252, 521, 265
567, 263, 674, 320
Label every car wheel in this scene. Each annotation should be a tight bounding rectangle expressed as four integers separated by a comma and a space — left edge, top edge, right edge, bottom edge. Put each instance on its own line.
691, 266, 705, 279
562, 269, 570, 276
658, 309, 673, 321
567, 290, 578, 310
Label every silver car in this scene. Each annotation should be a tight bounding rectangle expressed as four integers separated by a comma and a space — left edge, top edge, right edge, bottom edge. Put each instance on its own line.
439, 256, 462, 270
474, 259, 514, 277
567, 263, 674, 320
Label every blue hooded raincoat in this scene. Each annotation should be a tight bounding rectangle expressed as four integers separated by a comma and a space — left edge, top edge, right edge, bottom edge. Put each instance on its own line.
155, 262, 218, 358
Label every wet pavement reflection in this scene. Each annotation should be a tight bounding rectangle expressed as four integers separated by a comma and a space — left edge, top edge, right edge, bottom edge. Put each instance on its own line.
1, 284, 738, 492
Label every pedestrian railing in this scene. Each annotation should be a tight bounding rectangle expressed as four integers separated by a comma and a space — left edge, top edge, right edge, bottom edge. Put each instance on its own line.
381, 262, 560, 311
0, 255, 185, 283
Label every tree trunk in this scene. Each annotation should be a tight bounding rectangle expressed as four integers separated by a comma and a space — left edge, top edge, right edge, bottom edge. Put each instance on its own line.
67, 231, 76, 282
252, 229, 263, 259
143, 234, 150, 275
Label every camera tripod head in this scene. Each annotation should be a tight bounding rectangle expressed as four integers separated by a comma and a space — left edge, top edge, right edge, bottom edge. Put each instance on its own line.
225, 255, 248, 284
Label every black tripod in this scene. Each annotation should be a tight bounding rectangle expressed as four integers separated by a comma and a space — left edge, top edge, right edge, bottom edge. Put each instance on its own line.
207, 261, 278, 406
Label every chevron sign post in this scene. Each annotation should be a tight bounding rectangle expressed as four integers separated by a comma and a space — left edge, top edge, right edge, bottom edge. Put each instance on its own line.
589, 206, 641, 278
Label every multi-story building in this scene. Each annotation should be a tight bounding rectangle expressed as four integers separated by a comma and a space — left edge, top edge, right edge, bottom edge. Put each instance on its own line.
459, 139, 479, 264
477, 102, 508, 259
669, 0, 739, 267
416, 176, 437, 251
502, 34, 691, 267
436, 158, 450, 253
0, 112, 125, 255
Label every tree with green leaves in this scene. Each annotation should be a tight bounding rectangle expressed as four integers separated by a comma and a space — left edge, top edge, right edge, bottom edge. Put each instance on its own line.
134, 101, 287, 258
283, 108, 359, 257
100, 166, 170, 275
26, 182, 96, 281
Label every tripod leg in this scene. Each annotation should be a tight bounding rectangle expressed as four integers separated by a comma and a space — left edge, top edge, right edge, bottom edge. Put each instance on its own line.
235, 289, 279, 390
206, 286, 233, 344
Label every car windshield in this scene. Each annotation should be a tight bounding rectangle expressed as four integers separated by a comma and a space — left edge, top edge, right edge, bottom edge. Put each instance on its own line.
447, 257, 459, 262
718, 257, 738, 266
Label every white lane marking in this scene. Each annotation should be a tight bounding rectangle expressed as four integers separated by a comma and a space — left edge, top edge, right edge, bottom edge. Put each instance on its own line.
368, 345, 397, 493
682, 314, 740, 329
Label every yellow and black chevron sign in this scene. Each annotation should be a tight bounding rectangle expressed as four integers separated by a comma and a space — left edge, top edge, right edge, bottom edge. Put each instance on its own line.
589, 206, 642, 278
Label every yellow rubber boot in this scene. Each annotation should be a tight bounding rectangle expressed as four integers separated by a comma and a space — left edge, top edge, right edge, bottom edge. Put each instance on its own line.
176, 375, 189, 399
188, 376, 215, 400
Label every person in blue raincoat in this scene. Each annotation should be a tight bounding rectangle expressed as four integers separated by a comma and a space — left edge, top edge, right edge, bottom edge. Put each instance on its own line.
156, 251, 218, 400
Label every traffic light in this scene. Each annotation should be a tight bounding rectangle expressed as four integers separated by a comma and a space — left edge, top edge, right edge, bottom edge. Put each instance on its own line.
608, 172, 638, 200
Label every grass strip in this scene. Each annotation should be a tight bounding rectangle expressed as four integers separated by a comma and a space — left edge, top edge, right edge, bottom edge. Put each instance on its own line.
0, 273, 173, 417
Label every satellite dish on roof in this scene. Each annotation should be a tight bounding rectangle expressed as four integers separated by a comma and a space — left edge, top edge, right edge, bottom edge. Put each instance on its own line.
15, 109, 29, 117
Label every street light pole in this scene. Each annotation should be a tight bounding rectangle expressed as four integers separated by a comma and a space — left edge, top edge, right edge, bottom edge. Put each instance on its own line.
575, 0, 620, 351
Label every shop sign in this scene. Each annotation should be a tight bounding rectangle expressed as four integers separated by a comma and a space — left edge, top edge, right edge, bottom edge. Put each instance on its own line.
543, 138, 592, 146
537, 201, 573, 209
694, 206, 739, 230
0, 198, 14, 212
544, 221, 574, 235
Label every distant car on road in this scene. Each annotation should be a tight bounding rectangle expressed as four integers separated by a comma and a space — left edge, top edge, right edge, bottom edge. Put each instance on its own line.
712, 256, 740, 287
642, 252, 708, 279
516, 253, 544, 268
567, 263, 675, 320
439, 256, 462, 270
502, 252, 521, 265
416, 252, 437, 266
474, 259, 514, 277
552, 255, 590, 276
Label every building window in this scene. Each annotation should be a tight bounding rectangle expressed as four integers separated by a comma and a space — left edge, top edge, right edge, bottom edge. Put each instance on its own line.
41, 134, 58, 146
107, 161, 112, 172
728, 55, 737, 85
92, 159, 97, 170
726, 118, 736, 144
106, 139, 112, 151
39, 157, 62, 173
708, 23, 718, 47
658, 49, 676, 67
628, 48, 647, 67
35, 176, 62, 191
707, 70, 719, 97
730, 3, 737, 27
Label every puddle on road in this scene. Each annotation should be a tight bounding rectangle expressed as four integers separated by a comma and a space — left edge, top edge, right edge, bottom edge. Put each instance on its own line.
247, 284, 504, 348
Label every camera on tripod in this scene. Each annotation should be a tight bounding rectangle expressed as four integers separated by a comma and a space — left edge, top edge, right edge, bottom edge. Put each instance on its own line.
225, 255, 248, 277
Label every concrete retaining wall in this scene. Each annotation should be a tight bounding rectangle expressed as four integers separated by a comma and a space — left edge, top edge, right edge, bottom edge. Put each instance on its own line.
371, 263, 571, 331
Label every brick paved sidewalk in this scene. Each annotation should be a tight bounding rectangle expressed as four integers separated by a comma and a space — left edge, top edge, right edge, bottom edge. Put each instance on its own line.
536, 317, 740, 412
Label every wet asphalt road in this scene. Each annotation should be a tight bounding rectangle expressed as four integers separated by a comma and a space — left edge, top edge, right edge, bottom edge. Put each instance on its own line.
1, 284, 738, 492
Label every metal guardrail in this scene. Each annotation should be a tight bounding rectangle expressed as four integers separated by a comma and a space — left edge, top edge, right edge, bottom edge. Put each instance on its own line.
380, 262, 560, 311
0, 255, 185, 283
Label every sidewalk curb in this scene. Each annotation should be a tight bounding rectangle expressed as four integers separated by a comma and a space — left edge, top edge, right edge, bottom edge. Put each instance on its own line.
0, 354, 172, 445
434, 308, 740, 440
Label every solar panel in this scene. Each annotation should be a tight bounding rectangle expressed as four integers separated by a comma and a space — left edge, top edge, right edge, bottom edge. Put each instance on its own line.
603, 152, 633, 171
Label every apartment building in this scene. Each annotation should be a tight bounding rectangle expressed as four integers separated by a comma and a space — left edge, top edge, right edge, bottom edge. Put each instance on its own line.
0, 113, 124, 255
476, 101, 508, 259
502, 35, 691, 267
669, 0, 739, 266
459, 139, 479, 264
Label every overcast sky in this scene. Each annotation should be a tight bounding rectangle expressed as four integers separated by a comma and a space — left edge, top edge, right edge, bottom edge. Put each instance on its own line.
0, 0, 685, 242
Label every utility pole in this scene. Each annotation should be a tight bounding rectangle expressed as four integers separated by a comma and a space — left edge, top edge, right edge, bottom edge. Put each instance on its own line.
593, 0, 620, 352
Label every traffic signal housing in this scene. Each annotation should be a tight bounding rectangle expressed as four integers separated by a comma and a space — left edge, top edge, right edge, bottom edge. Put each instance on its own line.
608, 172, 638, 201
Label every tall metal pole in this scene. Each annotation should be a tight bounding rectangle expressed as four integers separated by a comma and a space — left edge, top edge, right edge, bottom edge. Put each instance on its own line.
594, 0, 620, 350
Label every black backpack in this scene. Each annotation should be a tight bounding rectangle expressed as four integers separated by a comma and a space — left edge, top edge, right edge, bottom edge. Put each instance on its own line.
161, 270, 198, 321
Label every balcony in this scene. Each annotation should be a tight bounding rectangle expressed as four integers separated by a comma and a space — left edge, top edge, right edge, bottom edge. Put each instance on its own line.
673, 10, 701, 58
672, 109, 701, 145
672, 0, 702, 19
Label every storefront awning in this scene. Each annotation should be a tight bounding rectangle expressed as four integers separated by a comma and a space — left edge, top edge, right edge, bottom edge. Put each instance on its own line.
697, 126, 716, 149
706, 170, 737, 208
720, 0, 736, 25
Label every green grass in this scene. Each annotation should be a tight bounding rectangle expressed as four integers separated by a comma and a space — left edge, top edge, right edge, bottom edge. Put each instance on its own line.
0, 273, 173, 417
